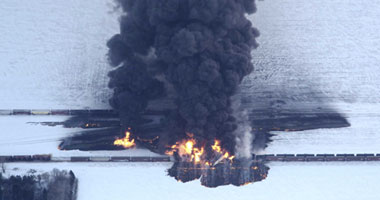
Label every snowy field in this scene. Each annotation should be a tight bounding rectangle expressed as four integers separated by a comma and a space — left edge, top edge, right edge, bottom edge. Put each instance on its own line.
0, 0, 117, 109
3, 162, 380, 200
1, 0, 380, 199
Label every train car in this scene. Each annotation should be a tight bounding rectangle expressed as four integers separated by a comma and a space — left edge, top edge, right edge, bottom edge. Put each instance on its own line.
12, 155, 33, 161
356, 154, 375, 161
337, 154, 355, 157
345, 155, 365, 161
356, 154, 375, 157
254, 155, 266, 161
325, 157, 342, 161
151, 157, 171, 162
316, 154, 335, 157
0, 156, 12, 162
306, 155, 325, 162
51, 157, 71, 162
276, 154, 297, 161
277, 154, 295, 157
285, 156, 304, 161
90, 157, 111, 162
71, 157, 90, 162
130, 157, 152, 162
110, 156, 131, 162
294, 154, 312, 161
31, 110, 51, 115
51, 110, 70, 115
70, 110, 90, 115
289, 154, 306, 161
32, 154, 51, 161
257, 154, 275, 161
336, 156, 346, 161
296, 154, 314, 157
336, 154, 352, 161
265, 155, 283, 162
0, 110, 12, 115
316, 154, 333, 161
13, 109, 31, 115
366, 156, 380, 161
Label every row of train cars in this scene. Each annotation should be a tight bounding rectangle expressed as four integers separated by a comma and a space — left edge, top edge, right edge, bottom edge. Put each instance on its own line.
0, 109, 167, 116
0, 155, 171, 163
1, 154, 380, 163
0, 109, 116, 116
0, 155, 171, 162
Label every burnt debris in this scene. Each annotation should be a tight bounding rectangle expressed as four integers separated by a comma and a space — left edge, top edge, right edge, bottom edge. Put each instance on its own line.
168, 159, 269, 188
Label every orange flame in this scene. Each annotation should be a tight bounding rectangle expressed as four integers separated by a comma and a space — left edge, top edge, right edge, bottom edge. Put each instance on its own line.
211, 140, 222, 153
165, 138, 205, 163
166, 137, 235, 164
212, 140, 235, 161
114, 131, 136, 149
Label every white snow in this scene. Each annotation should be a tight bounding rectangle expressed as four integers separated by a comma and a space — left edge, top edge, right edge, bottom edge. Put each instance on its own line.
3, 162, 380, 200
0, 0, 118, 109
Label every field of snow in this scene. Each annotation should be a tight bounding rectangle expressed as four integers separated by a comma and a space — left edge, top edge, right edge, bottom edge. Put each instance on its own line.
0, 0, 117, 109
3, 162, 380, 200
1, 0, 380, 199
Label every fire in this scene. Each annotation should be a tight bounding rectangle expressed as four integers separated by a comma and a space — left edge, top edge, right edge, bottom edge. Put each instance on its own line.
211, 140, 222, 152
212, 140, 235, 161
166, 137, 235, 164
165, 138, 205, 163
114, 130, 136, 149
192, 147, 204, 163
185, 141, 194, 154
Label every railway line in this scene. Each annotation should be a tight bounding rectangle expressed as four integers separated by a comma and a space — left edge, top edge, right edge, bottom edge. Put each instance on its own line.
1, 154, 380, 163
0, 109, 167, 116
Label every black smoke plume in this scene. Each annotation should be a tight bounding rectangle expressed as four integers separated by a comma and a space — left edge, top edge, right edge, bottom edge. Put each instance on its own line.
107, 0, 259, 155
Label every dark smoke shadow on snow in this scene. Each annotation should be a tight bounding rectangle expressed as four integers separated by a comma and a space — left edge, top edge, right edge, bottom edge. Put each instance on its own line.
238, 75, 351, 151
56, 85, 350, 152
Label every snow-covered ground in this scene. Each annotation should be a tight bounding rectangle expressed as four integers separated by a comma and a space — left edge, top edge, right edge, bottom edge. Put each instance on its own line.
0, 0, 117, 109
3, 162, 380, 200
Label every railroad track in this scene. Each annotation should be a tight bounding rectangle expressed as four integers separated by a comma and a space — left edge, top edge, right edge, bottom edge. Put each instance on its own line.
0, 155, 171, 163
0, 109, 167, 116
1, 154, 380, 163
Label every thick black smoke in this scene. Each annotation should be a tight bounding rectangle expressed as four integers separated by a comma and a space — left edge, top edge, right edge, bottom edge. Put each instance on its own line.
107, 0, 259, 154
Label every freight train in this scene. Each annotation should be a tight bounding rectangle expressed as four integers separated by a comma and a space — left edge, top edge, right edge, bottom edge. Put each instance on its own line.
1, 154, 380, 163
254, 153, 380, 162
0, 155, 171, 163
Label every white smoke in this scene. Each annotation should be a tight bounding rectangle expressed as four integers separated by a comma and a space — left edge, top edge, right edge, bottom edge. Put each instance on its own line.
232, 96, 254, 159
